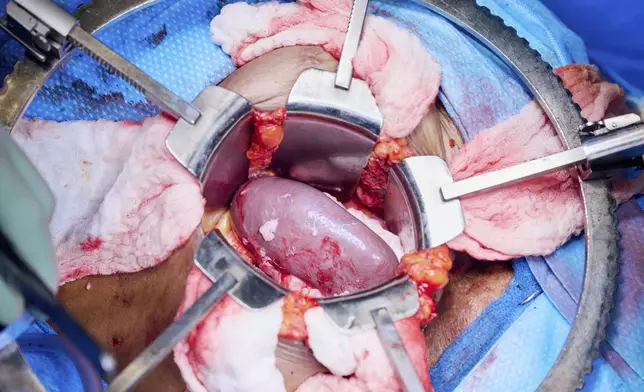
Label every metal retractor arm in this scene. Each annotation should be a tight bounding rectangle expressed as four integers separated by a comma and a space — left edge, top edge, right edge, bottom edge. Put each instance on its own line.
0, 0, 201, 125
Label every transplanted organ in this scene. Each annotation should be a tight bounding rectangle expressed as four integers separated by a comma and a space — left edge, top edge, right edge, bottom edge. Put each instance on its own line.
171, 101, 450, 392
230, 176, 401, 295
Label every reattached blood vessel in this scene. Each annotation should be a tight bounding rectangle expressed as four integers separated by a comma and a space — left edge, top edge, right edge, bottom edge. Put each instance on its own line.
357, 138, 414, 209
230, 176, 400, 295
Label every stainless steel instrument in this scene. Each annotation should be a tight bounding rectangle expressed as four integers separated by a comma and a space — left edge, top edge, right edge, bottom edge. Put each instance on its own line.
287, 6, 426, 383
166, 84, 428, 391
0, 0, 201, 125
319, 277, 425, 392
285, 0, 382, 199
105, 272, 235, 392
0, 0, 634, 391
410, 3, 621, 390
107, 83, 289, 391
404, 113, 644, 248
106, 230, 286, 392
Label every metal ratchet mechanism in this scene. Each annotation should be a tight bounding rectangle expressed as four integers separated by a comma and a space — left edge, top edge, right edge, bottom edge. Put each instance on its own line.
0, 0, 201, 125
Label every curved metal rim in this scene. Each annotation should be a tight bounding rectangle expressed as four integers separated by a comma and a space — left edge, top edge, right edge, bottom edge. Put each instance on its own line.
414, 2, 619, 391
0, 0, 160, 128
0, 1, 620, 391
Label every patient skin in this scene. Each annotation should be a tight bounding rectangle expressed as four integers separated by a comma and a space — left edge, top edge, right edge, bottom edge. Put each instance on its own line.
56, 46, 512, 392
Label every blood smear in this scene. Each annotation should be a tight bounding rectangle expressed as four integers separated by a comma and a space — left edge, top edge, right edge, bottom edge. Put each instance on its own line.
80, 236, 102, 252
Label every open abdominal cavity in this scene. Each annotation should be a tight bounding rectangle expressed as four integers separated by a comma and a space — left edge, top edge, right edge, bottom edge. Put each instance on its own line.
174, 106, 450, 392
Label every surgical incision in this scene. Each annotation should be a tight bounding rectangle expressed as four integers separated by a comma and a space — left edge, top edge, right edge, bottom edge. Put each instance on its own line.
211, 108, 452, 341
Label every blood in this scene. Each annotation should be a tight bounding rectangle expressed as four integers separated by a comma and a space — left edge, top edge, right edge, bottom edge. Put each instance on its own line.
79, 236, 102, 252
316, 235, 363, 293
416, 281, 436, 298
343, 196, 377, 217
158, 112, 177, 123
62, 266, 91, 282
39, 77, 159, 116
145, 24, 168, 48
120, 296, 132, 307
98, 93, 126, 105
121, 119, 143, 126
71, 79, 95, 96
111, 335, 124, 348
320, 236, 341, 259
314, 269, 337, 295
357, 138, 414, 209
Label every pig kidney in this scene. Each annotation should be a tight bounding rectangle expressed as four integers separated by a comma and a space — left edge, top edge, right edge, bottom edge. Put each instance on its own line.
230, 177, 399, 295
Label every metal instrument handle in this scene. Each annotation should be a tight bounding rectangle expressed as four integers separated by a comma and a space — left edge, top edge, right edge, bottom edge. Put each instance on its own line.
583, 121, 644, 170
6, 0, 201, 125
335, 0, 369, 89
0, 228, 116, 378
441, 146, 587, 201
442, 118, 644, 201
106, 272, 237, 392
13, 0, 75, 36
371, 308, 425, 392
67, 27, 201, 124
